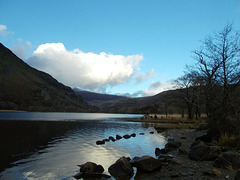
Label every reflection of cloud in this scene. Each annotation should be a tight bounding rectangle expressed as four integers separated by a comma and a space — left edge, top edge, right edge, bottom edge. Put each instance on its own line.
27, 42, 144, 93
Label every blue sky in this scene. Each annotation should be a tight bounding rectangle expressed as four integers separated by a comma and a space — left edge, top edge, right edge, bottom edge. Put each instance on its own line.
0, 0, 240, 96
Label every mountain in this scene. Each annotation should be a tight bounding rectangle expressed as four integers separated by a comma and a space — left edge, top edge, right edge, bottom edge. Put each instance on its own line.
0, 43, 97, 112
73, 88, 128, 105
75, 87, 184, 114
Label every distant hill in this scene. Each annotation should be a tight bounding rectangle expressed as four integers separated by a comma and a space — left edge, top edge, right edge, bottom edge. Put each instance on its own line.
0, 43, 97, 112
75, 87, 184, 114
96, 90, 181, 114
73, 88, 128, 103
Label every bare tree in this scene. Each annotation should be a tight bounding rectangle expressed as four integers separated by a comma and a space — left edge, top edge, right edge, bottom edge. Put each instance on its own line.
175, 72, 201, 120
192, 23, 240, 119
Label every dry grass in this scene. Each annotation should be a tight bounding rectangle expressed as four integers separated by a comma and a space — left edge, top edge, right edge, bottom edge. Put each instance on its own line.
213, 168, 221, 178
217, 132, 240, 148
129, 114, 206, 124
154, 122, 199, 130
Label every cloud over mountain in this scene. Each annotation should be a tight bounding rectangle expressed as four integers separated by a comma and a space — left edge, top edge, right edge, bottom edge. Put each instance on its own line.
0, 25, 11, 37
27, 43, 144, 92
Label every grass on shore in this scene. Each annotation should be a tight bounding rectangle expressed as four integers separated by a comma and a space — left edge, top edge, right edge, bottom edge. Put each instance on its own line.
154, 122, 200, 130
128, 114, 206, 130
130, 114, 207, 123
217, 132, 240, 148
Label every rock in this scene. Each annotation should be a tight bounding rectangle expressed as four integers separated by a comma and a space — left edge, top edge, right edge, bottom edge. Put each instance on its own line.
116, 134, 122, 140
74, 172, 111, 179
188, 141, 221, 161
178, 147, 188, 155
190, 140, 202, 149
126, 157, 131, 161
195, 132, 212, 142
222, 151, 240, 169
213, 151, 240, 170
158, 154, 174, 161
79, 162, 104, 174
130, 133, 136, 137
165, 139, 182, 150
109, 136, 116, 142
108, 156, 134, 178
103, 139, 110, 142
156, 129, 164, 133
156, 147, 172, 155
139, 133, 144, 135
155, 148, 161, 157
202, 171, 216, 177
131, 155, 162, 173
123, 134, 131, 139
235, 171, 240, 180
197, 123, 208, 131
129, 156, 141, 165
96, 140, 105, 145
170, 173, 180, 178
213, 156, 232, 169
149, 131, 154, 134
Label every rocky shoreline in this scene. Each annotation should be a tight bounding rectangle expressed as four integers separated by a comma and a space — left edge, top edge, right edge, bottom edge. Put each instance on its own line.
74, 128, 240, 180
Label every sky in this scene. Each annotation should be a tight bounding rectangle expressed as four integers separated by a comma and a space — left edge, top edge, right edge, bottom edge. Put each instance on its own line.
0, 0, 240, 97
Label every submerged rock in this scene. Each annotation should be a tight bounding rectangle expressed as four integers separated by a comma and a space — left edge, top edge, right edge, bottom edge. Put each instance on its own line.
96, 140, 105, 145
123, 134, 131, 139
116, 134, 122, 140
109, 136, 116, 142
103, 139, 110, 142
130, 133, 136, 137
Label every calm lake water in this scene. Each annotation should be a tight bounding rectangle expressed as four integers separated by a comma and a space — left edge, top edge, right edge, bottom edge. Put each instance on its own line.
0, 112, 167, 180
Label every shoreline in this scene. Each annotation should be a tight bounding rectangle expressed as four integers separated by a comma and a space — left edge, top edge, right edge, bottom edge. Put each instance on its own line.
138, 128, 238, 180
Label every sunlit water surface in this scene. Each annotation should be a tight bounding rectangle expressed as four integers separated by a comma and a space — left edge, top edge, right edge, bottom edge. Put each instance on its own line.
0, 112, 167, 180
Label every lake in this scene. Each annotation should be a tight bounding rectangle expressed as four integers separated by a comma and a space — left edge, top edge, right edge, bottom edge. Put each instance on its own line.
0, 112, 167, 180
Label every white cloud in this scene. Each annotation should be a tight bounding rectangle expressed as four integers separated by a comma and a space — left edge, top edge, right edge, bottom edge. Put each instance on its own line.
143, 80, 176, 96
0, 24, 13, 37
120, 80, 176, 97
11, 38, 32, 60
135, 69, 155, 83
27, 42, 144, 92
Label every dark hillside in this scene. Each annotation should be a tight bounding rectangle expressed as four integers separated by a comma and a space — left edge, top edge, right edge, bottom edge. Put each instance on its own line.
79, 89, 184, 114
0, 43, 96, 112
73, 88, 128, 102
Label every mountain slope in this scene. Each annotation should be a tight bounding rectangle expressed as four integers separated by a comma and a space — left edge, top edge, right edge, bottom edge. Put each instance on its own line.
73, 88, 128, 106
75, 87, 184, 114
0, 43, 96, 112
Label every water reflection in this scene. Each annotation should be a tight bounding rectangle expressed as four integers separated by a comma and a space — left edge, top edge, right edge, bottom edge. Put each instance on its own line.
0, 114, 166, 180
